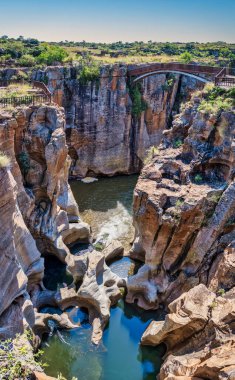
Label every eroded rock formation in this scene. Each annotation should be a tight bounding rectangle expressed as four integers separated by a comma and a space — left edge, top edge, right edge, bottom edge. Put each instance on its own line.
142, 284, 235, 380
127, 92, 235, 309
0, 104, 125, 356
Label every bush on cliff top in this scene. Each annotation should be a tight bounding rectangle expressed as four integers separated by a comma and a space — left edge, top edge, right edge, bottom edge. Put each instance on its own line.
36, 44, 68, 65
77, 58, 100, 84
197, 85, 235, 114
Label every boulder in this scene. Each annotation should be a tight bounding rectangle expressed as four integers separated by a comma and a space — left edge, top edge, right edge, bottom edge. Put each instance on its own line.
142, 285, 235, 380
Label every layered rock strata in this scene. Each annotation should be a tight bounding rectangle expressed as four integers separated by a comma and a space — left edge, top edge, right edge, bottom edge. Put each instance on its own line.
0, 104, 125, 355
127, 93, 235, 309
32, 65, 203, 177
142, 284, 235, 380
126, 89, 235, 379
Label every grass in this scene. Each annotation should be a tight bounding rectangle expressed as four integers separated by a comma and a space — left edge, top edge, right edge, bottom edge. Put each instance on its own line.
194, 174, 203, 184
86, 54, 218, 66
175, 199, 184, 208
173, 139, 183, 148
0, 332, 46, 380
197, 85, 235, 114
0, 83, 38, 99
93, 241, 105, 251
0, 152, 10, 168
144, 146, 159, 164
217, 288, 225, 297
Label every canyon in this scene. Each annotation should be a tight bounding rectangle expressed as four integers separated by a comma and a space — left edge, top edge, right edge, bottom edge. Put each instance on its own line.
0, 64, 234, 380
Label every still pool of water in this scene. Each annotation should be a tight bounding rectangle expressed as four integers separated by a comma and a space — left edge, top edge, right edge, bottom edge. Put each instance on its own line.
41, 176, 165, 380
42, 297, 165, 380
70, 175, 138, 251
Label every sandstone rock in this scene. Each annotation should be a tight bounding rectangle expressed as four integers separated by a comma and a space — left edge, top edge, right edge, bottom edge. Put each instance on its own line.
76, 251, 125, 344
62, 221, 91, 245
34, 371, 57, 380
33, 311, 78, 338
142, 285, 235, 380
32, 65, 201, 177
103, 240, 124, 262
127, 99, 235, 309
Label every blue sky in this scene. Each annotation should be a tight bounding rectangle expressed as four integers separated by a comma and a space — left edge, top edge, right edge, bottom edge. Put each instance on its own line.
0, 0, 234, 42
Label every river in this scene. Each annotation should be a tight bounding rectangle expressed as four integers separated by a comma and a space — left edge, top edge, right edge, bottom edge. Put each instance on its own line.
41, 176, 164, 380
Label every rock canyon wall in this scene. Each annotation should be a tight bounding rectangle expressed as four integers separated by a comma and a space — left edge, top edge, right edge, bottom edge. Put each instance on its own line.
0, 103, 126, 376
126, 87, 235, 379
0, 105, 90, 377
127, 91, 235, 309
0, 64, 234, 380
32, 65, 203, 177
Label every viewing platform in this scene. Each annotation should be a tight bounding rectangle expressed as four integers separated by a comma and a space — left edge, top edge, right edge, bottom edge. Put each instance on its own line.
0, 80, 52, 109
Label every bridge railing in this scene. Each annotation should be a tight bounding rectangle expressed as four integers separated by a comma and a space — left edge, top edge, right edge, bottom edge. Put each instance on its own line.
128, 62, 222, 77
215, 77, 235, 87
0, 79, 52, 107
0, 94, 51, 108
32, 80, 52, 98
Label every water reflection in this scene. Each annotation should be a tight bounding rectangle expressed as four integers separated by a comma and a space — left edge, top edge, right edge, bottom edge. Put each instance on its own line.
41, 257, 165, 380
41, 176, 165, 380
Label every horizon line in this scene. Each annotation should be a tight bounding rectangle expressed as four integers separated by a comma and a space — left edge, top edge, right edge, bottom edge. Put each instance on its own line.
1, 34, 235, 45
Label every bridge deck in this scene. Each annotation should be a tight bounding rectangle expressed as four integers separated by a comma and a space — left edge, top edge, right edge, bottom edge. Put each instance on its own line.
127, 63, 235, 87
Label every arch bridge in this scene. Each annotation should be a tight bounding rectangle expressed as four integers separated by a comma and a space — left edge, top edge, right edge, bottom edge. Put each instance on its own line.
127, 63, 235, 87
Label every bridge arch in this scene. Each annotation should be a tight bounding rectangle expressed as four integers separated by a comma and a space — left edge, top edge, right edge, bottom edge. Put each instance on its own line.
132, 70, 210, 84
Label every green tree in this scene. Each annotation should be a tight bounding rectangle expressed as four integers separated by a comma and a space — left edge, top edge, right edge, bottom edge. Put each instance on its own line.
36, 45, 68, 65
18, 54, 36, 67
180, 51, 193, 64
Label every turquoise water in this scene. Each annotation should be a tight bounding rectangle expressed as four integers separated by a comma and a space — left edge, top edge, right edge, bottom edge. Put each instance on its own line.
41, 176, 165, 380
42, 293, 164, 380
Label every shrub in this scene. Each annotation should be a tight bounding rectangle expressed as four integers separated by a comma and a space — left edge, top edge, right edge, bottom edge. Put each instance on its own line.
144, 146, 159, 164
173, 139, 183, 148
17, 152, 30, 175
180, 52, 193, 64
129, 82, 147, 118
78, 62, 100, 84
198, 85, 234, 114
162, 78, 174, 91
194, 174, 203, 183
0, 153, 10, 168
36, 45, 68, 65
0, 333, 46, 380
57, 374, 77, 380
18, 54, 36, 67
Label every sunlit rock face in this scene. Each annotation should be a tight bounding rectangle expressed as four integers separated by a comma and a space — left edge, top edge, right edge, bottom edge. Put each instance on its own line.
126, 94, 235, 310
142, 284, 235, 380
0, 105, 83, 341
33, 65, 203, 177
0, 105, 123, 347
1, 106, 84, 261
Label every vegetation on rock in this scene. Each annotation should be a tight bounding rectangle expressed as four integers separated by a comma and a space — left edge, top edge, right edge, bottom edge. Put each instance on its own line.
197, 84, 235, 113
77, 58, 100, 84
129, 82, 147, 118
0, 152, 10, 168
0, 332, 45, 380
